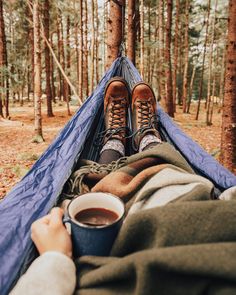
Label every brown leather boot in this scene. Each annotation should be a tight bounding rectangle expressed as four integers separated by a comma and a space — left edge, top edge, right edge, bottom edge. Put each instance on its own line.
131, 82, 161, 150
103, 77, 130, 145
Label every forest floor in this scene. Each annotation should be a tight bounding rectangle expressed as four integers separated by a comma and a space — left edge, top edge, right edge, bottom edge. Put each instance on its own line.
0, 102, 222, 200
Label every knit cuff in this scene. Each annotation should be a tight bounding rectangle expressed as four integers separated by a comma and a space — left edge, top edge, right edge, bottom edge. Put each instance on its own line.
100, 139, 125, 157
139, 134, 162, 152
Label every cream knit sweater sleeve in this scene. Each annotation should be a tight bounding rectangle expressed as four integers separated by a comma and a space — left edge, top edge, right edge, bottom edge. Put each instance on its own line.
10, 252, 76, 295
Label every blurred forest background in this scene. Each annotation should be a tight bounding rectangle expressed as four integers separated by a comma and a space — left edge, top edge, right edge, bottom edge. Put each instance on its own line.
0, 0, 235, 198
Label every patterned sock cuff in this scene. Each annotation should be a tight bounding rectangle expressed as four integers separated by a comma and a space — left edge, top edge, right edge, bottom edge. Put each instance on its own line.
139, 134, 162, 153
100, 139, 125, 157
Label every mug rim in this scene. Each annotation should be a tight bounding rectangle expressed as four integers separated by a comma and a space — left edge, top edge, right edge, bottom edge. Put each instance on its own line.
66, 192, 125, 229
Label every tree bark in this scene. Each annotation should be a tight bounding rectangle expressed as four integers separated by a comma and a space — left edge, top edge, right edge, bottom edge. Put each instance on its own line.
182, 0, 190, 113
33, 0, 44, 142
220, 0, 236, 172
172, 0, 180, 111
127, 0, 136, 65
206, 0, 218, 125
83, 0, 89, 97
0, 0, 9, 118
56, 12, 62, 100
50, 32, 56, 103
43, 0, 54, 117
140, 0, 144, 78
158, 0, 165, 101
78, 0, 83, 101
66, 16, 71, 100
106, 0, 125, 69
90, 0, 95, 93
165, 0, 174, 117
60, 15, 69, 104
95, 0, 99, 84
195, 0, 211, 120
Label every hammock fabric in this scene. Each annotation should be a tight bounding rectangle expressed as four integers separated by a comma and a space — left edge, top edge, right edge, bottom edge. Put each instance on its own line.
0, 57, 236, 294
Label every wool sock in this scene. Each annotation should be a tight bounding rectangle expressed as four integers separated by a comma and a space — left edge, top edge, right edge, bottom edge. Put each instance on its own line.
139, 134, 162, 152
100, 139, 125, 157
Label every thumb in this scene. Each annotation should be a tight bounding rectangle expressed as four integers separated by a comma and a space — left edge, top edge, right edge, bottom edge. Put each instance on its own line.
49, 207, 64, 228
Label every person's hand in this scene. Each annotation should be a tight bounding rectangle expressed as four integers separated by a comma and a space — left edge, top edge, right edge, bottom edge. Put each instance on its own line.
31, 207, 72, 258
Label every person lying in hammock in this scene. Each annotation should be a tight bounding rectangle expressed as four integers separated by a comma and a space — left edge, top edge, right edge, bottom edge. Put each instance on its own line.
10, 78, 236, 295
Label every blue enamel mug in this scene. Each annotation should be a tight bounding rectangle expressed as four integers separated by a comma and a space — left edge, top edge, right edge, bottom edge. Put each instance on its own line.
64, 192, 125, 258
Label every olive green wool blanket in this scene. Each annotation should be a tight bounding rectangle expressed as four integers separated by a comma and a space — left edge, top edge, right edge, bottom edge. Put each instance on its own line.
66, 143, 236, 295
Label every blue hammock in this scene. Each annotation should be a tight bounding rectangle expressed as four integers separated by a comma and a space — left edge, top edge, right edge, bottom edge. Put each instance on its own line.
0, 57, 236, 294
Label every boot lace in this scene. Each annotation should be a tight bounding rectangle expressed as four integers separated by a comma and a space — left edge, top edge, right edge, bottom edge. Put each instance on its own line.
95, 97, 130, 146
129, 98, 159, 151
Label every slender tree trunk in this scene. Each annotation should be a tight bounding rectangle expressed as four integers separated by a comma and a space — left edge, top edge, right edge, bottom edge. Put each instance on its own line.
220, 0, 236, 172
56, 13, 62, 100
172, 0, 180, 112
165, 0, 174, 117
106, 0, 125, 69
140, 0, 144, 78
206, 0, 218, 125
0, 0, 9, 118
127, 0, 136, 65
90, 0, 95, 93
195, 0, 211, 120
95, 0, 99, 84
158, 0, 165, 101
218, 38, 227, 113
147, 0, 151, 83
50, 32, 56, 103
78, 0, 83, 101
29, 0, 34, 96
187, 65, 196, 113
182, 0, 190, 113
103, 0, 108, 71
33, 0, 44, 142
43, 0, 53, 117
60, 15, 69, 104
66, 16, 71, 100
83, 0, 89, 97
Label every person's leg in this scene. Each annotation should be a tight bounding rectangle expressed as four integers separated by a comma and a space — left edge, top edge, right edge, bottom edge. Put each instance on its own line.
131, 82, 162, 153
97, 77, 130, 164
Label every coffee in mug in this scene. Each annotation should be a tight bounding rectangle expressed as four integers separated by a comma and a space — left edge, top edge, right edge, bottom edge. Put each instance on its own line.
64, 192, 125, 257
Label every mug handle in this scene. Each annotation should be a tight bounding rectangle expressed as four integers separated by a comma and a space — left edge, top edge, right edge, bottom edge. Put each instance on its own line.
62, 214, 71, 224
62, 214, 71, 234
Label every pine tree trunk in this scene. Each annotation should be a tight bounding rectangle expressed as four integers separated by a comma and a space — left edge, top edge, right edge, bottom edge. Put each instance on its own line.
29, 1, 34, 96
140, 0, 144, 78
165, 0, 174, 117
218, 37, 227, 113
187, 65, 196, 113
106, 0, 125, 69
83, 0, 89, 97
95, 0, 99, 84
172, 0, 180, 111
158, 0, 165, 101
66, 16, 71, 100
206, 0, 218, 125
90, 0, 95, 93
56, 13, 62, 100
220, 0, 236, 172
60, 15, 69, 104
78, 0, 83, 102
33, 0, 44, 142
50, 32, 56, 103
182, 0, 190, 113
147, 0, 151, 83
127, 0, 136, 65
43, 0, 53, 117
195, 0, 211, 120
0, 0, 9, 118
